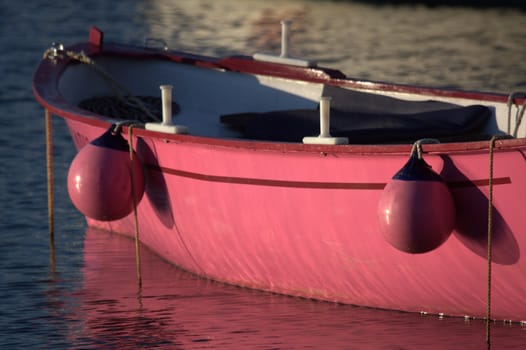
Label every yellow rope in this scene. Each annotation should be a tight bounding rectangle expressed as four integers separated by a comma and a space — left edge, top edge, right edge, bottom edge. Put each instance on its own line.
486, 135, 496, 349
128, 125, 142, 289
512, 102, 526, 138
507, 92, 526, 137
45, 109, 55, 272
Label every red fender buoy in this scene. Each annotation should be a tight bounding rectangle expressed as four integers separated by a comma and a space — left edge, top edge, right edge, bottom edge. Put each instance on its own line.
377, 149, 455, 254
67, 126, 145, 221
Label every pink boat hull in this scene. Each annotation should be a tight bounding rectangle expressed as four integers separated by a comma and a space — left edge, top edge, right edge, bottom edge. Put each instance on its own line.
65, 118, 526, 321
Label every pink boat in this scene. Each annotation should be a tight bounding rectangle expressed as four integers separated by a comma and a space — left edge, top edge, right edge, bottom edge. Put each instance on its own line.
34, 27, 526, 322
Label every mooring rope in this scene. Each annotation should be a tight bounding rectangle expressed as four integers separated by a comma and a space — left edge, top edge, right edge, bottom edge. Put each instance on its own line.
111, 121, 143, 289
486, 135, 497, 349
126, 124, 142, 289
43, 46, 160, 122
507, 92, 526, 137
45, 109, 56, 273
410, 138, 440, 159
512, 103, 526, 138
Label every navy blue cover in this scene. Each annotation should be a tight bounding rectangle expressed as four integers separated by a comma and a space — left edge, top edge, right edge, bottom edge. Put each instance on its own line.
220, 85, 491, 144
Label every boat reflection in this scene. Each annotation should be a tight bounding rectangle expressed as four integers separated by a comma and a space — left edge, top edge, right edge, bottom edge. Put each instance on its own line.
70, 228, 525, 349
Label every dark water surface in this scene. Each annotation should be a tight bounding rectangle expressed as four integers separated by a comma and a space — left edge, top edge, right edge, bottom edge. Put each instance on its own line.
1, 1, 526, 348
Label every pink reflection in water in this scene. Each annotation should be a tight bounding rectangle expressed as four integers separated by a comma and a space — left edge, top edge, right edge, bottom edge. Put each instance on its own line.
70, 228, 525, 349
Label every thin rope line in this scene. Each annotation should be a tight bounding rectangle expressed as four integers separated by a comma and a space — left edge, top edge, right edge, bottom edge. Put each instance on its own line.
128, 126, 142, 289
43, 47, 160, 122
507, 91, 526, 137
512, 102, 526, 138
45, 109, 56, 275
486, 135, 496, 349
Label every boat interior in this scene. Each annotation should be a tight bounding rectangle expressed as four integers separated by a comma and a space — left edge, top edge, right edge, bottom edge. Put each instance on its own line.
59, 56, 519, 144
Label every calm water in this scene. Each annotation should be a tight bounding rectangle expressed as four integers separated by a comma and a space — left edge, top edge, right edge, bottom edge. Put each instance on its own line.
1, 0, 526, 348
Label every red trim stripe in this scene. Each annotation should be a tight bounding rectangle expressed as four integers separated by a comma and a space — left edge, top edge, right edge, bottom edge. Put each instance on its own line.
448, 177, 511, 188
146, 164, 511, 190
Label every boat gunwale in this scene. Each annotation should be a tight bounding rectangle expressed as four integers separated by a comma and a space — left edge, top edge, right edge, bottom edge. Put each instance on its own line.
32, 41, 526, 155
